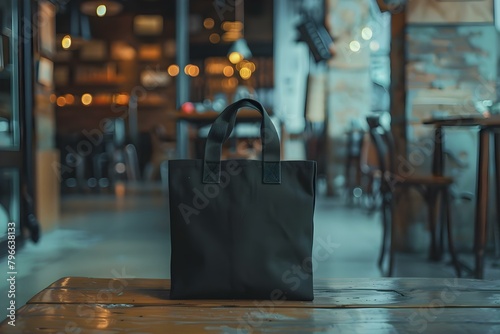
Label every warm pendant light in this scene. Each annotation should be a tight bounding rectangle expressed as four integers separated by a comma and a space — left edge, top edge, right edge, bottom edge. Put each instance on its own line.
228, 39, 252, 62
227, 0, 252, 62
56, 1, 91, 49
80, 0, 123, 17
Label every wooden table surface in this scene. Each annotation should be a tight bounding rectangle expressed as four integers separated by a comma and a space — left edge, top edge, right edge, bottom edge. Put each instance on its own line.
1, 277, 499, 333
422, 114, 500, 127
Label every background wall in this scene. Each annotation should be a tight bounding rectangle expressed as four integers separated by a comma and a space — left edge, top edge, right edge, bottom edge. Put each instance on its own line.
35, 1, 60, 232
405, 10, 498, 250
324, 0, 390, 195
273, 0, 311, 134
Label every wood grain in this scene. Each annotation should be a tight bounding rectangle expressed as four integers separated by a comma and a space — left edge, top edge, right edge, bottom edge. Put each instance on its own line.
1, 277, 499, 333
9, 304, 500, 333
26, 277, 500, 308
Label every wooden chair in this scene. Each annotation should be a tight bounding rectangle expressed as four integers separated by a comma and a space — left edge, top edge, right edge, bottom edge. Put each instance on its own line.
366, 113, 461, 277
359, 131, 384, 212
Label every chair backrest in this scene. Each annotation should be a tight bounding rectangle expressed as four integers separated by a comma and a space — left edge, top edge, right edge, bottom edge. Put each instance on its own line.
366, 113, 396, 176
125, 144, 140, 181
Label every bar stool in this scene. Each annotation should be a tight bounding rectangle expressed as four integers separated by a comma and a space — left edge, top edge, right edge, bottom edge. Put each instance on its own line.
366, 113, 461, 277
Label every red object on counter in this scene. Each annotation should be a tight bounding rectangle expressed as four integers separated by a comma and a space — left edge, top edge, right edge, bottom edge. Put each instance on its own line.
181, 102, 195, 114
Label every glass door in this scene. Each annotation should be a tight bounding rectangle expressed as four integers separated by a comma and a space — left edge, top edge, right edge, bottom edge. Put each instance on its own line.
0, 0, 20, 150
0, 0, 38, 250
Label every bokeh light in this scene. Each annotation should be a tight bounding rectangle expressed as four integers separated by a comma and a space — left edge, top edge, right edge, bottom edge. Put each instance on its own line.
361, 27, 373, 40
168, 64, 180, 76
96, 5, 107, 17
223, 66, 234, 77
81, 93, 93, 106
56, 96, 66, 107
209, 33, 221, 44
239, 67, 252, 80
229, 52, 243, 64
61, 35, 72, 49
349, 40, 361, 52
64, 94, 75, 105
184, 64, 200, 77
204, 18, 215, 29
370, 41, 380, 52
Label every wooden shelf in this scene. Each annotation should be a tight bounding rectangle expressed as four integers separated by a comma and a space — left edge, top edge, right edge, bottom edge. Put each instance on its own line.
55, 103, 172, 111
55, 83, 122, 91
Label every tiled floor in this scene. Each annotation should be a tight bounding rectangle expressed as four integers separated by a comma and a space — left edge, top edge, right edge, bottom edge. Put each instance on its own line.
1, 181, 499, 314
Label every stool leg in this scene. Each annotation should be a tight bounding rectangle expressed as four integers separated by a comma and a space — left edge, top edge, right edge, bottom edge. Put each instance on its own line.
443, 187, 461, 277
388, 192, 395, 276
438, 187, 446, 258
474, 128, 490, 279
345, 132, 354, 202
494, 132, 500, 258
345, 154, 353, 204
378, 192, 389, 269
432, 127, 444, 176
379, 190, 395, 276
427, 189, 441, 261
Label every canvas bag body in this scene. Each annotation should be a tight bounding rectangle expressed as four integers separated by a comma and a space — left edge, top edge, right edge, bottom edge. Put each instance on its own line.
169, 98, 316, 300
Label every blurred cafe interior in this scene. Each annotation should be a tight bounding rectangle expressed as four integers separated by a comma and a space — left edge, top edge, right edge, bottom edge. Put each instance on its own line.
1, 0, 500, 311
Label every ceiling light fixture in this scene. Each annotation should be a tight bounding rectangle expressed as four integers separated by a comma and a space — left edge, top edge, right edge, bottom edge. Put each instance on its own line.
56, 1, 91, 49
80, 0, 123, 17
227, 0, 252, 62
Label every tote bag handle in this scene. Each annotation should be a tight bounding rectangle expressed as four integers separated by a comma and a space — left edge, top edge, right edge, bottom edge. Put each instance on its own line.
203, 98, 281, 184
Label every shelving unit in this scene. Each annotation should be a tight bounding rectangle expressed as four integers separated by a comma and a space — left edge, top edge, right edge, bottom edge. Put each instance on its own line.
51, 10, 179, 188
54, 54, 176, 116
53, 11, 178, 137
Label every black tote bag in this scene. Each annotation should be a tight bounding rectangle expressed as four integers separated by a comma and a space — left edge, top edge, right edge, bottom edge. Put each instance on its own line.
168, 98, 316, 300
